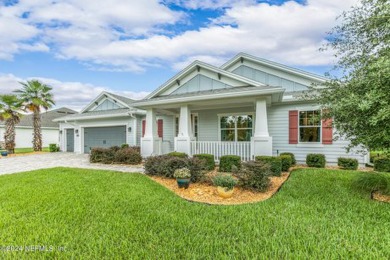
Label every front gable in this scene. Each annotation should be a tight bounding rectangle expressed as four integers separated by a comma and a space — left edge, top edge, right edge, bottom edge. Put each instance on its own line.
146, 61, 266, 99
80, 92, 128, 113
222, 53, 327, 92
93, 99, 121, 111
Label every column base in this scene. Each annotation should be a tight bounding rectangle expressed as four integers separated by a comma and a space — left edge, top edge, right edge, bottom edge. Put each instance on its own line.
174, 136, 194, 155
251, 136, 273, 157
141, 137, 162, 157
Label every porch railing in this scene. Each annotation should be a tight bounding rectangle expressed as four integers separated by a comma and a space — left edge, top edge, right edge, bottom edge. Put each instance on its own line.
190, 141, 252, 162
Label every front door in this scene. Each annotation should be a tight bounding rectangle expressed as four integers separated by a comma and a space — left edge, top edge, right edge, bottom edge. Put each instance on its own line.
66, 129, 74, 152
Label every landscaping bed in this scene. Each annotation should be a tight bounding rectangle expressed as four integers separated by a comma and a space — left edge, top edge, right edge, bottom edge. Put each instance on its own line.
150, 172, 289, 205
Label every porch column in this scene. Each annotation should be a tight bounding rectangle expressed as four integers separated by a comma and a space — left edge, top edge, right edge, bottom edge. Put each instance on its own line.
141, 108, 161, 157
174, 105, 193, 155
251, 98, 273, 157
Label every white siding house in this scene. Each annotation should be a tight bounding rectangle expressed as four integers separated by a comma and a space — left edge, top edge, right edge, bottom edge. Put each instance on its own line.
132, 53, 369, 166
0, 107, 76, 149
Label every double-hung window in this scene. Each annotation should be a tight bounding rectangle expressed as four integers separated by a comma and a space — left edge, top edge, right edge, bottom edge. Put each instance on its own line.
299, 110, 321, 142
220, 115, 253, 142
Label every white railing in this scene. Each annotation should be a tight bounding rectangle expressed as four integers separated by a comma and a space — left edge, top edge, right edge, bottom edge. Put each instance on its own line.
190, 141, 252, 162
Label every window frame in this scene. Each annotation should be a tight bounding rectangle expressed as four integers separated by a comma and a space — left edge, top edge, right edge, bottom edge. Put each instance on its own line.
298, 109, 322, 143
218, 113, 254, 142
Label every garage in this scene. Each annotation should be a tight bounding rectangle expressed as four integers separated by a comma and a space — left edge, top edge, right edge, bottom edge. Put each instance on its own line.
84, 126, 126, 153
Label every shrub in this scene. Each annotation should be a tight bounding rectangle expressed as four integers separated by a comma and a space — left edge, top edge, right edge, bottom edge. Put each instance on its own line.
90, 148, 115, 164
144, 155, 188, 178
353, 173, 390, 195
219, 155, 241, 172
114, 148, 142, 165
280, 152, 296, 165
173, 168, 191, 178
109, 146, 121, 153
280, 155, 292, 172
338, 157, 358, 170
167, 152, 188, 158
187, 157, 207, 183
193, 154, 215, 171
237, 161, 271, 192
121, 143, 129, 149
212, 174, 237, 191
306, 154, 326, 168
49, 143, 59, 152
374, 156, 390, 172
130, 146, 141, 153
370, 151, 385, 163
255, 156, 282, 176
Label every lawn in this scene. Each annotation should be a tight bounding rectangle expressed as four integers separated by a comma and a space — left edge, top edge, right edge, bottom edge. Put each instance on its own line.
0, 168, 389, 259
13, 147, 50, 154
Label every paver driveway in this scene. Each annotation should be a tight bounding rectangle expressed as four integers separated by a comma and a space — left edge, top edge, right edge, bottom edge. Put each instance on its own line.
0, 152, 144, 175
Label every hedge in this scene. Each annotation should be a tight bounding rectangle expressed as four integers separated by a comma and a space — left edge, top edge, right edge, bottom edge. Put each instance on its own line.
193, 154, 215, 171
255, 156, 282, 176
280, 152, 296, 165
338, 157, 358, 170
219, 155, 241, 172
90, 146, 141, 165
167, 152, 188, 158
280, 155, 292, 172
306, 154, 326, 168
237, 161, 271, 192
374, 157, 390, 173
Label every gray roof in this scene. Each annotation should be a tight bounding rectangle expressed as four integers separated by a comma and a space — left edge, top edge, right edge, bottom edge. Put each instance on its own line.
54, 108, 133, 121
0, 107, 77, 128
106, 92, 135, 106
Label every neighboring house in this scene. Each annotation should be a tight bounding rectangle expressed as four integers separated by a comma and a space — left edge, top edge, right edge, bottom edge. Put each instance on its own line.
0, 107, 76, 148
132, 53, 369, 165
54, 91, 147, 153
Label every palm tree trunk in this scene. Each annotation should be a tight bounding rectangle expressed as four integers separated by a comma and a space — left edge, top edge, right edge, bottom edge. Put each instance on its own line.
33, 110, 42, 151
4, 118, 16, 154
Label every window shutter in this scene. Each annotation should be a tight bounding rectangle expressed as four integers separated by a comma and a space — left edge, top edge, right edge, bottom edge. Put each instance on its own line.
157, 119, 163, 138
289, 110, 298, 144
322, 116, 333, 145
142, 120, 145, 137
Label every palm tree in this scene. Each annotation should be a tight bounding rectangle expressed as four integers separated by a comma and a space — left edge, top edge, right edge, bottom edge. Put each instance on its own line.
0, 95, 23, 154
15, 80, 55, 151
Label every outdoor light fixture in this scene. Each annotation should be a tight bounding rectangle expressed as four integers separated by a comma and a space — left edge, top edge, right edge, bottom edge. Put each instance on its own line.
128, 127, 132, 132
59, 130, 63, 134
75, 129, 79, 134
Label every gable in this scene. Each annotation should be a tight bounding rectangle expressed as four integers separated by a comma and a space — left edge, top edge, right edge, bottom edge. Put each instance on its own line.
93, 99, 121, 111
171, 75, 233, 95
232, 65, 309, 92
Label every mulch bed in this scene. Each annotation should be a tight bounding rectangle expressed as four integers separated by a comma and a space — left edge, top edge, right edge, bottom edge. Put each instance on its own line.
372, 192, 390, 203
149, 172, 290, 205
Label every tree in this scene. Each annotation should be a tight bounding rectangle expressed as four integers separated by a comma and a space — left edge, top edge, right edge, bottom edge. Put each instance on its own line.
15, 80, 55, 151
0, 95, 23, 154
309, 0, 390, 152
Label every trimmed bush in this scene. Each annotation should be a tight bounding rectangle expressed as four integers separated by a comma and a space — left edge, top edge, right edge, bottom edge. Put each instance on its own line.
237, 161, 271, 192
280, 155, 292, 172
121, 143, 129, 149
90, 147, 115, 164
167, 152, 188, 158
306, 154, 326, 168
374, 157, 390, 172
49, 143, 59, 152
255, 156, 282, 176
144, 155, 170, 175
338, 157, 358, 170
212, 174, 237, 190
193, 154, 215, 171
280, 152, 296, 165
187, 157, 207, 183
219, 155, 241, 172
114, 148, 142, 165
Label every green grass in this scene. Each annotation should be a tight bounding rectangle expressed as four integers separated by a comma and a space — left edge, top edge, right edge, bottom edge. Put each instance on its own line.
0, 168, 389, 259
12, 147, 50, 154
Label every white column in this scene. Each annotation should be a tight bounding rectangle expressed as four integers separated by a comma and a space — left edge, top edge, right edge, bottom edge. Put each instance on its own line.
251, 98, 273, 157
141, 108, 161, 157
175, 105, 193, 155
254, 98, 269, 137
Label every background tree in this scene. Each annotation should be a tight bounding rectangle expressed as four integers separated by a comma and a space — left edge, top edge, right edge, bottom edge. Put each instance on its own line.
0, 95, 23, 154
15, 80, 55, 151
309, 0, 389, 152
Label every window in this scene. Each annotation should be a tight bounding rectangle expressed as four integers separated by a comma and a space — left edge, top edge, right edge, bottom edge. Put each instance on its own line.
220, 115, 252, 142
299, 110, 321, 142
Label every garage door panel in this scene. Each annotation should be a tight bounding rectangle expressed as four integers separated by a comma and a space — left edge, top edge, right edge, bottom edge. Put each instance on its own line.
84, 126, 126, 153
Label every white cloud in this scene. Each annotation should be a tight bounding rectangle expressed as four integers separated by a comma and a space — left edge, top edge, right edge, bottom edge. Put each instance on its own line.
0, 74, 150, 111
0, 0, 359, 71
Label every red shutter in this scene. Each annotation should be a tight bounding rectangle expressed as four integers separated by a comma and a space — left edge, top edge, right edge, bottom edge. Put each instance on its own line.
322, 117, 333, 144
289, 110, 298, 144
142, 120, 145, 137
157, 119, 163, 138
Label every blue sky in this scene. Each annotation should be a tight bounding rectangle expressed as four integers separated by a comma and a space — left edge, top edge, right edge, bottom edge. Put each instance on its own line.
0, 0, 357, 110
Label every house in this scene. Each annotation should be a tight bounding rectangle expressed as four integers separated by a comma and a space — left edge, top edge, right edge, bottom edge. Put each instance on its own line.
54, 91, 147, 153
132, 53, 369, 165
0, 107, 76, 148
